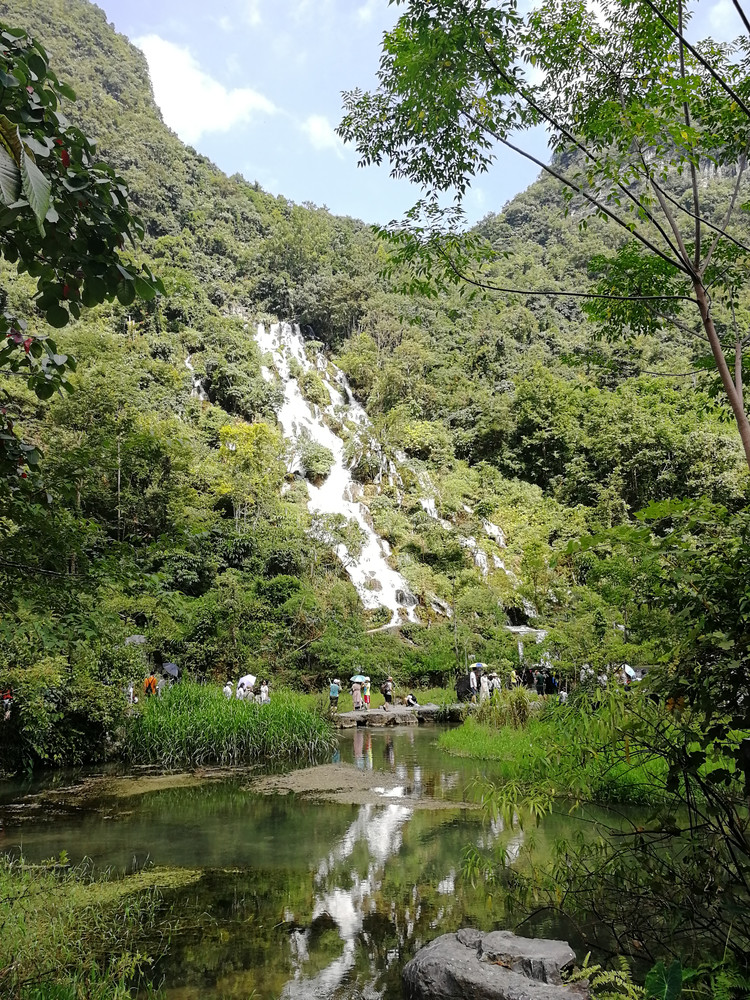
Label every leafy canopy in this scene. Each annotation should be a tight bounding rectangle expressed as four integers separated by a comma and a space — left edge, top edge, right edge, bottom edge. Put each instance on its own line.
0, 22, 162, 481
339, 0, 750, 467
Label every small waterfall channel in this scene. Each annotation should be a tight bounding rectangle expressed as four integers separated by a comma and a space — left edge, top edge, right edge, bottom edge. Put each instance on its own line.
256, 322, 418, 625
184, 354, 207, 401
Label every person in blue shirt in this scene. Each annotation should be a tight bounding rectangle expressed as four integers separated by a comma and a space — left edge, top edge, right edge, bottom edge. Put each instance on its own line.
329, 678, 341, 711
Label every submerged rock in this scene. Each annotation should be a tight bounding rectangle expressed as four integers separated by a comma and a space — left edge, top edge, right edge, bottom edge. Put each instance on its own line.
403, 929, 590, 1000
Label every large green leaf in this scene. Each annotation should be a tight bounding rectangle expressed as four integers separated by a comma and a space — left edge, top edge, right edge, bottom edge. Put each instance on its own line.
0, 143, 20, 206
645, 960, 682, 1000
19, 149, 51, 233
0, 113, 23, 162
0, 114, 22, 206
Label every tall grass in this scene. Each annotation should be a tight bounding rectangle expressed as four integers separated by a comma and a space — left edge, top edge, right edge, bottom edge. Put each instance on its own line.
440, 709, 669, 805
127, 683, 337, 767
474, 686, 534, 728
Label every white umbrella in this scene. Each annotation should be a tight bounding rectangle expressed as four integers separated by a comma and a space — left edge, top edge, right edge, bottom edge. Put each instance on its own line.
623, 664, 636, 679
239, 673, 256, 688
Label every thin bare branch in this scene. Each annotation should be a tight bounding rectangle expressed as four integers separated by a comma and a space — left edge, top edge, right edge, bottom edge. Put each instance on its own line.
702, 155, 747, 274
677, 0, 701, 268
731, 0, 750, 36
468, 119, 691, 274
436, 248, 697, 302
651, 174, 750, 257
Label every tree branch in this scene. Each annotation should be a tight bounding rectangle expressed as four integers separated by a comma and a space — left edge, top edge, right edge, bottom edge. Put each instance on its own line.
459, 0, 685, 263
702, 155, 747, 275
677, 0, 701, 268
731, 0, 750, 37
639, 0, 750, 120
466, 116, 691, 275
436, 247, 697, 302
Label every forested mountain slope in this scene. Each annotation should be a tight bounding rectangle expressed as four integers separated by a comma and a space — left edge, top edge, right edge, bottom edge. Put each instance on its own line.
0, 0, 746, 766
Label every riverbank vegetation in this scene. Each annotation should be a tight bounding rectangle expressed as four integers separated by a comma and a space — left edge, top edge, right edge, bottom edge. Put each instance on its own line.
126, 684, 336, 768
442, 694, 668, 805
0, 855, 194, 999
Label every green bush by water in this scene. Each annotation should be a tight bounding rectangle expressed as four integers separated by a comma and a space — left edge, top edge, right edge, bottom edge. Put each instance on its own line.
127, 683, 337, 767
440, 707, 669, 805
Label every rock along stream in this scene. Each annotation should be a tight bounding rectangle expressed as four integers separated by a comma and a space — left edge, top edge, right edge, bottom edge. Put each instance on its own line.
0, 727, 643, 999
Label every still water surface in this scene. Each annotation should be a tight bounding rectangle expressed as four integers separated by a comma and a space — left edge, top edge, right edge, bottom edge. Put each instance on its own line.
0, 726, 629, 999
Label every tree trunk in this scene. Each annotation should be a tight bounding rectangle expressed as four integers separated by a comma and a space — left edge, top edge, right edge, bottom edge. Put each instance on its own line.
116, 436, 122, 542
695, 281, 750, 471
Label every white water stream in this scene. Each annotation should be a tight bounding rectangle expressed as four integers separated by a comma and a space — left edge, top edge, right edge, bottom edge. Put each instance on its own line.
256, 322, 418, 624
184, 354, 208, 401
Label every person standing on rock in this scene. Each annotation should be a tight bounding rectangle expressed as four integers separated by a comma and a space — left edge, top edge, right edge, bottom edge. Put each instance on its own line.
362, 676, 371, 710
329, 678, 340, 712
351, 679, 362, 711
469, 666, 478, 703
382, 676, 394, 710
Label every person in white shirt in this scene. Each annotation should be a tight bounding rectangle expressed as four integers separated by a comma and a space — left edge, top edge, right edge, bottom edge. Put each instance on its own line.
469, 667, 478, 703
223, 680, 233, 699
260, 680, 270, 703
479, 672, 490, 703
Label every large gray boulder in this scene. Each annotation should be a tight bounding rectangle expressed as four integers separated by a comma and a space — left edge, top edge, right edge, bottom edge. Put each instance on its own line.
402, 928, 590, 1000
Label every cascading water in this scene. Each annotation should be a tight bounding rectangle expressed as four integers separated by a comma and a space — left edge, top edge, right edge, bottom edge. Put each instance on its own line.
184, 354, 208, 401
256, 322, 418, 625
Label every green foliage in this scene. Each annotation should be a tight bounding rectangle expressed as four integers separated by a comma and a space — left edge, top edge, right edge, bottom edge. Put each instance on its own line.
566, 954, 644, 1000
297, 368, 330, 408
0, 854, 175, 999
0, 20, 161, 484
127, 683, 337, 767
298, 431, 335, 483
644, 960, 682, 1000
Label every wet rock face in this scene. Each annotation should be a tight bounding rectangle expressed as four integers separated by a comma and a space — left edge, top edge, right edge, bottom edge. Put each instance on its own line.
402, 929, 590, 1000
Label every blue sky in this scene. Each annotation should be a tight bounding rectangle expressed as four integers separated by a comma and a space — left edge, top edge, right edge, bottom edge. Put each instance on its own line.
95, 0, 742, 227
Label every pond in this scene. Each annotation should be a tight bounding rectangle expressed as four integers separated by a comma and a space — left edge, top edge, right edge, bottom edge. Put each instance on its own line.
0, 726, 639, 999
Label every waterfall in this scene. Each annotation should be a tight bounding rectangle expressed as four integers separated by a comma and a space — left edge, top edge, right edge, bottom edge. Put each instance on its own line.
184, 354, 208, 401
256, 322, 418, 624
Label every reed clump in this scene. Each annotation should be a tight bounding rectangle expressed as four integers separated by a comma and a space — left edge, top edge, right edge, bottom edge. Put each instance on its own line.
127, 683, 337, 767
474, 686, 534, 728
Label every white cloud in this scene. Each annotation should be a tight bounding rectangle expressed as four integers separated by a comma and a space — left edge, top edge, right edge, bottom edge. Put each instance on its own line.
708, 0, 742, 39
136, 35, 276, 144
242, 0, 262, 26
292, 0, 334, 23
356, 0, 380, 23
301, 114, 344, 157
